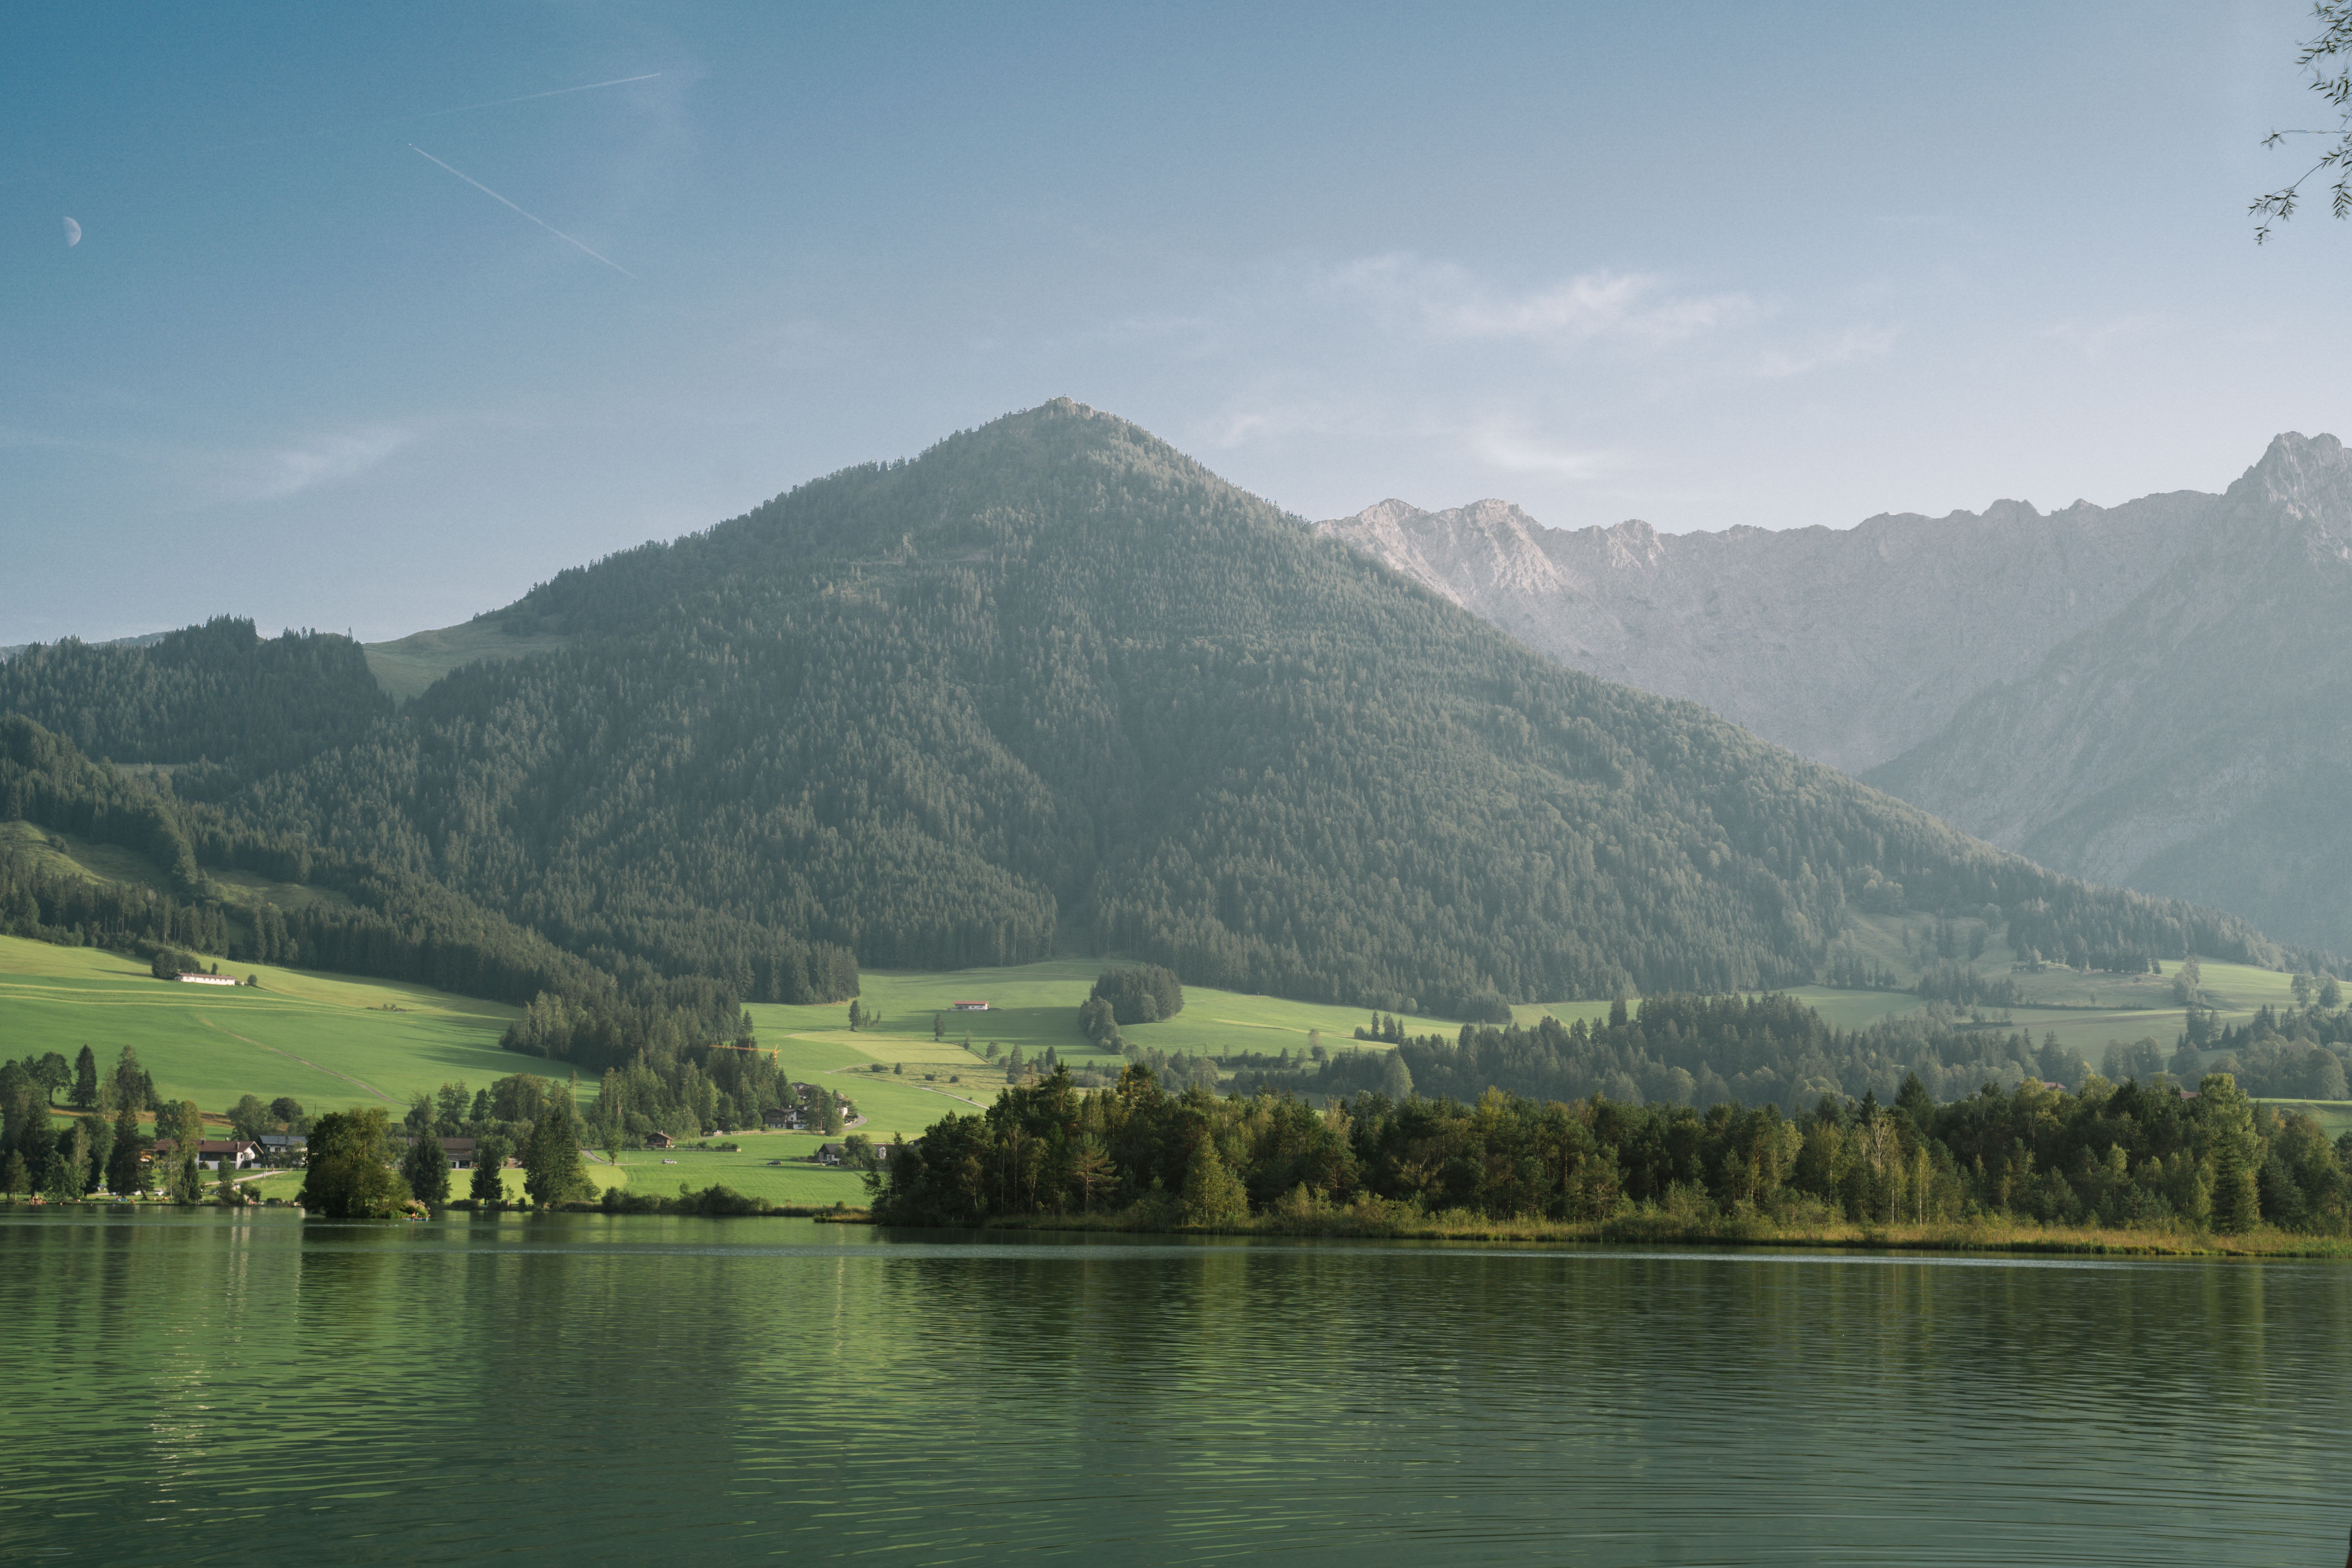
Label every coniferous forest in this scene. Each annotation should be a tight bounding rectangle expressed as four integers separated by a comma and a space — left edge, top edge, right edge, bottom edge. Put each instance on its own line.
5, 402, 2283, 1017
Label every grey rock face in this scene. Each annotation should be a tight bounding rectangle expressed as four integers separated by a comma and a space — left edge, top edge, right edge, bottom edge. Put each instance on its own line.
1316, 489, 2214, 775
1317, 432, 2352, 953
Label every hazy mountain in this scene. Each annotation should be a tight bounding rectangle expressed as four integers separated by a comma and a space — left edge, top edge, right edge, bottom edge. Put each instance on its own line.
1316, 492, 2215, 775
1316, 434, 2350, 956
1866, 433, 2352, 953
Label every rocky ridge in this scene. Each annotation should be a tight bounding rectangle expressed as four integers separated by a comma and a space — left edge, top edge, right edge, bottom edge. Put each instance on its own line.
1316, 433, 2352, 952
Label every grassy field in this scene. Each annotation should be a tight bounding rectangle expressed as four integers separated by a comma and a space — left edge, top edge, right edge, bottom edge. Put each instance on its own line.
364, 619, 571, 703
0, 934, 526, 1117
2254, 1099, 2352, 1136
0, 820, 358, 918
603, 1143, 872, 1207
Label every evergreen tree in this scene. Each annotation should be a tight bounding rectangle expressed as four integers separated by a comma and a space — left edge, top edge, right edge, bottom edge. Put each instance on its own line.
106, 1103, 142, 1196
69, 1046, 97, 1111
523, 1106, 588, 1207
17, 1111, 57, 1196
2201, 1074, 2263, 1233
402, 1131, 451, 1208
112, 1047, 153, 1115
82, 1114, 112, 1196
1180, 1140, 1248, 1225
469, 1135, 510, 1205
1378, 1051, 1414, 1101
169, 1149, 203, 1205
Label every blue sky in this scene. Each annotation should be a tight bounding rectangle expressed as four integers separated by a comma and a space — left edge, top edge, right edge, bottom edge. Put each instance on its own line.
4, 1, 2347, 643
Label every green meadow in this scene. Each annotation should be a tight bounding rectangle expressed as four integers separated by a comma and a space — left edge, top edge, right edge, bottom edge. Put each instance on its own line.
745, 960, 1473, 1131
0, 888, 2316, 1146
602, 1143, 872, 1207
363, 619, 573, 703
0, 934, 523, 1117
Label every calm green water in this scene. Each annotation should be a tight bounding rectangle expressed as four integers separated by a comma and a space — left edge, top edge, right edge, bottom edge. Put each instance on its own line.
2, 1211, 2347, 1565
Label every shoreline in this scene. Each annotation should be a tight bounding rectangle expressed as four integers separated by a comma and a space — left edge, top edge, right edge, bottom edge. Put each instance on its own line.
968, 1209, 2352, 1258
17, 1197, 2349, 1258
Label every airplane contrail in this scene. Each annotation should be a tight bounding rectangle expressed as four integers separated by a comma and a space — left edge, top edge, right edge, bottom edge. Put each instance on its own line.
408, 143, 635, 278
190, 73, 664, 157
416, 73, 663, 121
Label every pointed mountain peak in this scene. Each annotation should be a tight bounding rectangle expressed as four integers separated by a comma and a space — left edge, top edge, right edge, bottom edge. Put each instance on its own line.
2233, 430, 2350, 496
2225, 432, 2352, 542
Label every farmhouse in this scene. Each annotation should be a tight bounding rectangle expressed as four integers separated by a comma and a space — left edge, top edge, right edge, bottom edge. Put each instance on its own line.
391, 1136, 484, 1168
644, 1131, 675, 1149
951, 1000, 989, 1011
172, 972, 239, 987
761, 1106, 802, 1131
152, 1139, 260, 1170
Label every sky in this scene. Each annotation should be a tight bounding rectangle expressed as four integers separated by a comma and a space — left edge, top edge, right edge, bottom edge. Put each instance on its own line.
4, 0, 2349, 644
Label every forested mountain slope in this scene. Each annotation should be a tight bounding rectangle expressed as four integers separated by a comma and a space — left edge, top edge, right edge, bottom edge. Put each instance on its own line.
0, 617, 389, 794
1314, 489, 2214, 774
1867, 433, 2352, 953
219, 399, 2279, 1010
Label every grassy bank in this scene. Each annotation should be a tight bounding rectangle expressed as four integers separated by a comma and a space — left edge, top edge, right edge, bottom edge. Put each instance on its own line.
975, 1205, 2352, 1258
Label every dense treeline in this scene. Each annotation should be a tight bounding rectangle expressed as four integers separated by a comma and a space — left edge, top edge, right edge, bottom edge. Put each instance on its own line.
1232, 995, 2109, 1114
871, 1063, 2352, 1237
587, 1032, 851, 1143
2174, 1003, 2352, 1100
0, 617, 388, 792
174, 400, 2287, 1011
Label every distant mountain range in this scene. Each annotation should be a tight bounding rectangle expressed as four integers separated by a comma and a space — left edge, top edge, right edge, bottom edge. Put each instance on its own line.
0, 400, 2287, 1014
1317, 433, 2352, 953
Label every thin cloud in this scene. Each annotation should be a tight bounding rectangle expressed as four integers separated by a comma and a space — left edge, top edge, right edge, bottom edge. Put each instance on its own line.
1470, 425, 1619, 479
237, 425, 419, 502
1753, 325, 1900, 379
2042, 314, 2168, 360
1334, 254, 1755, 349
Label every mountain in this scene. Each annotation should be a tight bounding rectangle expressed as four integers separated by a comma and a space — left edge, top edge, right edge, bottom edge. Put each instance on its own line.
175, 399, 2269, 1009
1316, 491, 2216, 775
1316, 435, 2352, 956
1866, 433, 2352, 953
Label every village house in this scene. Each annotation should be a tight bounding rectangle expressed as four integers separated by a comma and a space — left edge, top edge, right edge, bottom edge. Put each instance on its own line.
390, 1136, 484, 1169
152, 1139, 260, 1171
761, 1106, 802, 1131
255, 1132, 306, 1166
951, 1000, 988, 1012
644, 1131, 675, 1150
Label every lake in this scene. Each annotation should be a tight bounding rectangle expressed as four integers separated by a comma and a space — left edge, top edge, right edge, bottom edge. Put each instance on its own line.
1, 1210, 2345, 1565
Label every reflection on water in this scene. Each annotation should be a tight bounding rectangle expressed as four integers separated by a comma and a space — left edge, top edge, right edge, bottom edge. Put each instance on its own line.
1, 1210, 2346, 1565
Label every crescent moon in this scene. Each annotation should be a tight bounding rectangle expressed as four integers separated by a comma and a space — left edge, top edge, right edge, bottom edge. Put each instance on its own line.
63, 217, 81, 247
